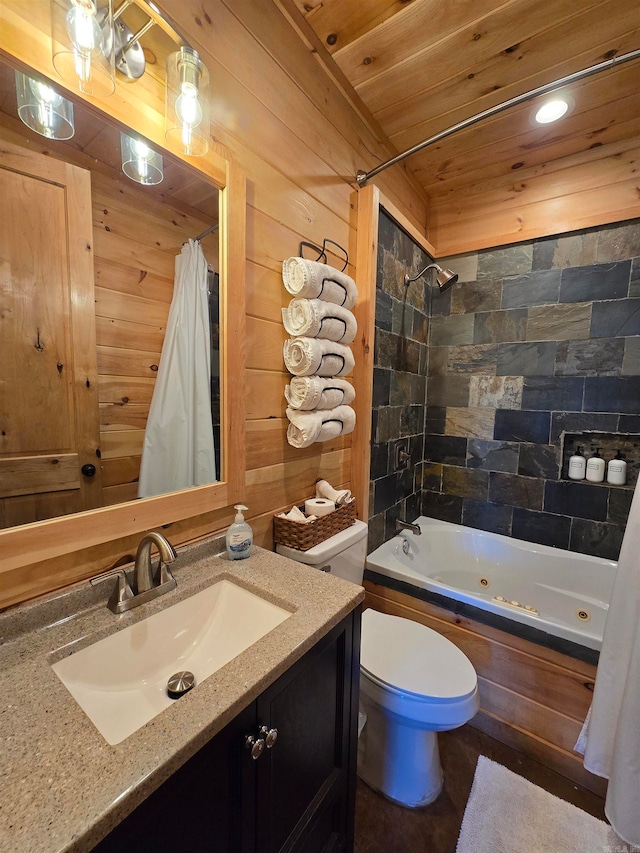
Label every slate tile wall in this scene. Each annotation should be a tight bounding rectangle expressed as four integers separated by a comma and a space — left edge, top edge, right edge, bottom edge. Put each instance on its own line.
368, 211, 431, 552
423, 219, 640, 561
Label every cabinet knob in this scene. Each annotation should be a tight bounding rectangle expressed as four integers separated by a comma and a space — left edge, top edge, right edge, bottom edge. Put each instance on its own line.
245, 735, 265, 760
260, 726, 278, 748
81, 463, 97, 477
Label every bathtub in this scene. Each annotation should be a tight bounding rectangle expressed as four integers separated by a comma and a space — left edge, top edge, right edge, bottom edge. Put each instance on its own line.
365, 516, 616, 653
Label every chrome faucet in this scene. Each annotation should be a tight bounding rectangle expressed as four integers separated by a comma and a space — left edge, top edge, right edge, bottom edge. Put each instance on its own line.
91, 532, 178, 614
396, 518, 422, 536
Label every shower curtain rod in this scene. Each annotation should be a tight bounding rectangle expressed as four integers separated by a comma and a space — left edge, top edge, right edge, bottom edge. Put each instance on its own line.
355, 47, 640, 187
194, 223, 219, 241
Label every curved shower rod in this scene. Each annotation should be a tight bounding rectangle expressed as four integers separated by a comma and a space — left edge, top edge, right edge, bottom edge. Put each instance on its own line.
355, 47, 640, 188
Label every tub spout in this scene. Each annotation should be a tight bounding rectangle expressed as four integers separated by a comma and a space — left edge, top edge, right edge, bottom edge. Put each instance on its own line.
396, 519, 421, 536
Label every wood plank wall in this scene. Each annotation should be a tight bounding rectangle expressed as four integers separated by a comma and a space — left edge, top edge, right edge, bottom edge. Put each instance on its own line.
428, 132, 640, 255
0, 0, 429, 607
122, 0, 430, 549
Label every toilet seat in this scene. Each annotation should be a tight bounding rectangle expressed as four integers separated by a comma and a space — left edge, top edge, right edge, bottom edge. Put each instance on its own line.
360, 609, 477, 702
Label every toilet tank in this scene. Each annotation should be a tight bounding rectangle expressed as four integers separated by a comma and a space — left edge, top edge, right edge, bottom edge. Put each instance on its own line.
276, 519, 368, 585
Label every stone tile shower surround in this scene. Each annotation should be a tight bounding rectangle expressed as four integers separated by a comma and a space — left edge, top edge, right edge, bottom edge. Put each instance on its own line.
368, 213, 640, 561
369, 212, 431, 549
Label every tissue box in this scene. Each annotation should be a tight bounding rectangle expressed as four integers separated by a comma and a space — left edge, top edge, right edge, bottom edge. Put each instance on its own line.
273, 500, 356, 551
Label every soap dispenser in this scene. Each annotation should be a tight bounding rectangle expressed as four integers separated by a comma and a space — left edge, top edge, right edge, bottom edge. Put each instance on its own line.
607, 451, 627, 486
226, 505, 253, 560
568, 446, 586, 480
586, 448, 605, 483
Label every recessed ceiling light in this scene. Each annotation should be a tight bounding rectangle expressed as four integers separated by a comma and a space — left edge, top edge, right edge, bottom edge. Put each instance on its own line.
534, 99, 569, 124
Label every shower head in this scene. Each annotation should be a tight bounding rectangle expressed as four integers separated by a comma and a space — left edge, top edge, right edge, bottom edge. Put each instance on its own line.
433, 264, 458, 291
404, 263, 458, 292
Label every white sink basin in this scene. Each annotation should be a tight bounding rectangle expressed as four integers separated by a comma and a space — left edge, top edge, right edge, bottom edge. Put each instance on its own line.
52, 579, 292, 745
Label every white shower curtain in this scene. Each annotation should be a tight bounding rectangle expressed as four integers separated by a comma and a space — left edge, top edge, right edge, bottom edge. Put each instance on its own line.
582, 479, 640, 847
138, 239, 216, 498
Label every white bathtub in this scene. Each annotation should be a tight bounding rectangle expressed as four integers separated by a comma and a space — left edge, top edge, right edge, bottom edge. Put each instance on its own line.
366, 516, 617, 652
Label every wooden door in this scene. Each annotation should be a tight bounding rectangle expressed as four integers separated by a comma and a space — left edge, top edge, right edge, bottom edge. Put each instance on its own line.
0, 137, 102, 528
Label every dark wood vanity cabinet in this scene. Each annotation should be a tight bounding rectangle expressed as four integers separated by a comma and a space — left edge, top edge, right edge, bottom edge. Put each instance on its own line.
94, 608, 361, 853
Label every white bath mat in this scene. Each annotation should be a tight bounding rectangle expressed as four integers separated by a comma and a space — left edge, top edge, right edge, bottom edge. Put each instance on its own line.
456, 756, 620, 853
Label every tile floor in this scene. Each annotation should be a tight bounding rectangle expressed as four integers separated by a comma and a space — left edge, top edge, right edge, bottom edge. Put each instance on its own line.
354, 724, 606, 852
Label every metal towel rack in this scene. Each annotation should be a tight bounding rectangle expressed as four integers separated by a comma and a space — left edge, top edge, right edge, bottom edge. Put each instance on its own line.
298, 238, 348, 272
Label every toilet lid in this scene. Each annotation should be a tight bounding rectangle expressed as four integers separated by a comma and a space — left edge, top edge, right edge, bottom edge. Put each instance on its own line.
360, 609, 477, 700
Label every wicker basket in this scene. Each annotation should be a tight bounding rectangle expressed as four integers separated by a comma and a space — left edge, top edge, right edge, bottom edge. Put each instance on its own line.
274, 500, 356, 551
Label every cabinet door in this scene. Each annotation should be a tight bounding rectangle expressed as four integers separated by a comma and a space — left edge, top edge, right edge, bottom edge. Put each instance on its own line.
93, 702, 255, 853
254, 612, 360, 853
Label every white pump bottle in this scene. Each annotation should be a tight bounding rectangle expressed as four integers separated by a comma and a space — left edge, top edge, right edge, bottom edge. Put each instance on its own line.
568, 446, 586, 480
226, 504, 253, 560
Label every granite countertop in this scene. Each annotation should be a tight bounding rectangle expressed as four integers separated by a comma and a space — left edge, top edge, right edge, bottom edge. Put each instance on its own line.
0, 537, 364, 853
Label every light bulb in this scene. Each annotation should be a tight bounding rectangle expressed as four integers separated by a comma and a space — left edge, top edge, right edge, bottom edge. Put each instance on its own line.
534, 99, 569, 124
27, 78, 63, 134
120, 133, 163, 185
176, 86, 201, 125
165, 47, 210, 156
130, 139, 151, 159
131, 139, 150, 181
66, 0, 103, 82
175, 87, 203, 149
29, 78, 63, 107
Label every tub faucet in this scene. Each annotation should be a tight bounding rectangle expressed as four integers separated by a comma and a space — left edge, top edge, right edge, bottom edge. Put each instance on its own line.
134, 531, 178, 593
396, 519, 421, 536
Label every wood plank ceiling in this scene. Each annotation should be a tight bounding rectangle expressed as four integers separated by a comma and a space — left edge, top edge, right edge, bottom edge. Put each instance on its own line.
291, 0, 640, 250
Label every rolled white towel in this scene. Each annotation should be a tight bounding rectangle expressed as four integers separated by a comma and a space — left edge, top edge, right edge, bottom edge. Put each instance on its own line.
283, 337, 354, 377
282, 298, 357, 344
316, 479, 352, 505
284, 377, 356, 411
277, 504, 317, 523
286, 405, 356, 449
282, 257, 357, 310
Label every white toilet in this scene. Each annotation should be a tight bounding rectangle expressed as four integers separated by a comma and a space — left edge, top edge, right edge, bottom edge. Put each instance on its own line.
276, 519, 479, 807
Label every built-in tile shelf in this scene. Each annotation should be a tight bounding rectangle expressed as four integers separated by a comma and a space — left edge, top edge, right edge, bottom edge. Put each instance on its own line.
561, 432, 639, 489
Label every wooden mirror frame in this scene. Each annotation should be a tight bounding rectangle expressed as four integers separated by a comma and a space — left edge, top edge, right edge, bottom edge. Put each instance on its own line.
0, 10, 246, 588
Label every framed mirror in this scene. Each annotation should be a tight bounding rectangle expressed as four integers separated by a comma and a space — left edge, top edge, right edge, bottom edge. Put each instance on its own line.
1, 60, 224, 520
0, 6, 245, 596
